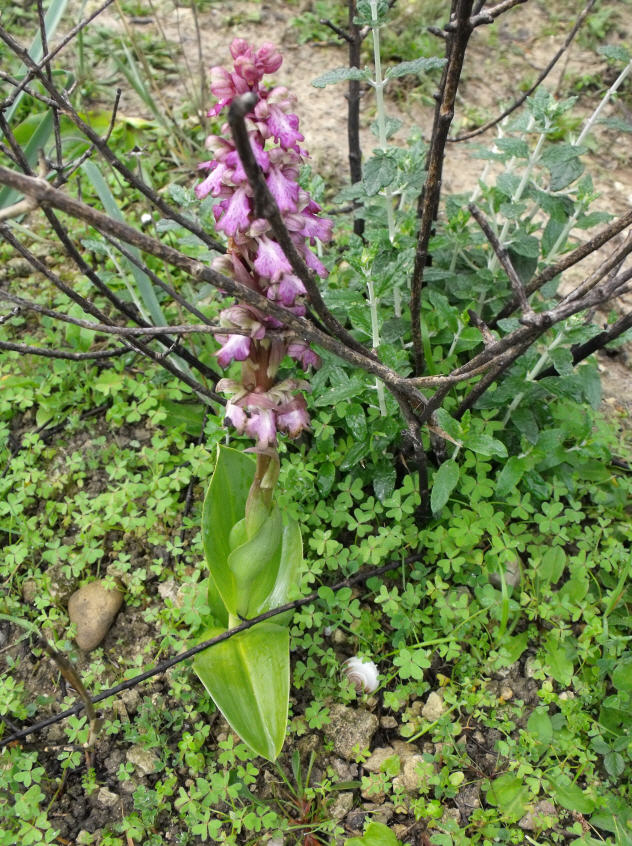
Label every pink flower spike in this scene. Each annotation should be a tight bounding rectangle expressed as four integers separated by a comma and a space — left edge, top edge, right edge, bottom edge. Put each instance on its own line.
215, 333, 251, 368
216, 187, 251, 237
230, 38, 252, 60
246, 409, 277, 449
254, 236, 292, 282
267, 104, 304, 150
209, 66, 235, 99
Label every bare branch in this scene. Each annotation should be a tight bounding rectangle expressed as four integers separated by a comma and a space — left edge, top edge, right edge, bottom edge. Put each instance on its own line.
227, 93, 375, 362
0, 167, 429, 411
451, 0, 596, 142
469, 202, 533, 317
0, 339, 129, 360
0, 554, 422, 748
410, 0, 475, 376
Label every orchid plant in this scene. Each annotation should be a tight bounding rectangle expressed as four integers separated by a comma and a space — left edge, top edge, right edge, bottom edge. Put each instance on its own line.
191, 39, 332, 760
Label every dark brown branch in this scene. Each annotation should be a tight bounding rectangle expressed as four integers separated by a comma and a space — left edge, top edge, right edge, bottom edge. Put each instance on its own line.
0, 222, 223, 403
227, 93, 375, 363
0, 554, 423, 748
410, 0, 475, 376
469, 202, 533, 316
0, 23, 225, 254
492, 207, 632, 326
0, 339, 128, 360
0, 167, 429, 411
347, 0, 365, 237
36, 0, 63, 175
0, 0, 117, 109
536, 309, 632, 379
451, 0, 595, 142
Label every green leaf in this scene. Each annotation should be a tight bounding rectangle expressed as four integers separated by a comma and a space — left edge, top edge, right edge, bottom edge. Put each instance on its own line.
345, 403, 368, 441
486, 774, 530, 821
598, 44, 632, 63
604, 751, 625, 778
496, 456, 526, 497
317, 461, 336, 496
363, 151, 398, 196
384, 56, 446, 80
311, 66, 370, 88
193, 622, 289, 761
345, 822, 402, 846
228, 507, 283, 617
544, 638, 574, 686
538, 546, 566, 583
464, 433, 508, 458
612, 656, 632, 693
431, 459, 460, 514
340, 440, 370, 471
527, 708, 553, 745
202, 446, 255, 618
373, 461, 396, 503
547, 775, 595, 815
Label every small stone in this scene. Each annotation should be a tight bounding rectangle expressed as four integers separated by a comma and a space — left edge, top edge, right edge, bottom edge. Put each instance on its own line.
422, 691, 445, 722
441, 807, 461, 823
524, 656, 539, 678
363, 746, 398, 773
500, 686, 514, 700
21, 579, 38, 604
380, 715, 398, 730
330, 792, 354, 820
393, 755, 433, 793
126, 745, 160, 776
68, 581, 123, 650
360, 775, 385, 802
325, 705, 378, 761
558, 690, 575, 700
519, 800, 557, 831
489, 557, 521, 589
48, 563, 77, 605
361, 802, 394, 824
158, 579, 179, 604
96, 787, 120, 808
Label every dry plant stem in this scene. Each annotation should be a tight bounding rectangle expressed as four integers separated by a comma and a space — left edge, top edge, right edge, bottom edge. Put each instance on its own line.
0, 339, 128, 360
347, 0, 365, 237
410, 0, 475, 376
451, 0, 595, 142
36, 0, 63, 175
454, 339, 531, 418
469, 203, 532, 316
227, 94, 375, 362
0, 167, 429, 411
0, 0, 117, 109
559, 234, 632, 305
0, 25, 225, 254
536, 309, 632, 379
492, 207, 632, 325
0, 222, 223, 403
0, 289, 238, 337
0, 554, 423, 749
41, 208, 220, 384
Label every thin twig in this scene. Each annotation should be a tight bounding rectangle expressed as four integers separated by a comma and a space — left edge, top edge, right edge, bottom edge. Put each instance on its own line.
469, 202, 533, 316
227, 93, 375, 362
0, 553, 423, 748
491, 207, 632, 326
0, 23, 225, 254
0, 166, 429, 411
410, 0, 475, 376
0, 339, 128, 360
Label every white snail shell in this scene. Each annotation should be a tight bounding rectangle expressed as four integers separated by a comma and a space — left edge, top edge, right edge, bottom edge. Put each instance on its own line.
342, 656, 380, 693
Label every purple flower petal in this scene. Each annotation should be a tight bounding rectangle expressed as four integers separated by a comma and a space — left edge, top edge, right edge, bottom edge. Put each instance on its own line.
267, 104, 304, 150
216, 187, 251, 237
266, 165, 299, 213
246, 409, 277, 449
277, 273, 306, 306
256, 43, 282, 74
215, 333, 251, 368
288, 342, 321, 370
302, 248, 328, 278
276, 397, 310, 438
225, 401, 247, 433
254, 236, 291, 282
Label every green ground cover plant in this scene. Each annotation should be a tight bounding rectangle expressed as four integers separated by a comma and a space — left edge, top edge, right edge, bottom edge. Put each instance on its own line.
1, 0, 631, 844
